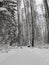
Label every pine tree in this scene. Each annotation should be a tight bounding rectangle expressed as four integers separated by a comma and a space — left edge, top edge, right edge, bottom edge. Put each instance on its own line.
0, 0, 17, 46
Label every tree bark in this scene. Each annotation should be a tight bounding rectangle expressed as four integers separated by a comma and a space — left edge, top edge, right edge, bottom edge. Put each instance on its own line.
43, 0, 49, 43
30, 0, 34, 47
34, 0, 48, 44
17, 0, 21, 45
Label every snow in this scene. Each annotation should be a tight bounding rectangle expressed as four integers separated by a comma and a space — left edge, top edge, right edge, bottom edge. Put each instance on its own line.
0, 47, 49, 65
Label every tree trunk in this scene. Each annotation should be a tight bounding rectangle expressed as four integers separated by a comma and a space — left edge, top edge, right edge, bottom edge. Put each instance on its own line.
34, 0, 48, 45
43, 0, 49, 43
30, 0, 34, 47
17, 0, 21, 45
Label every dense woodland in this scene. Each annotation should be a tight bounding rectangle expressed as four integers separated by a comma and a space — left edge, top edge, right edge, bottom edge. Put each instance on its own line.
0, 0, 49, 47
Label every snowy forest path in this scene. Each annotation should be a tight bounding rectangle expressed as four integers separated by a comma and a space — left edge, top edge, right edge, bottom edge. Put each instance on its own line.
0, 47, 49, 65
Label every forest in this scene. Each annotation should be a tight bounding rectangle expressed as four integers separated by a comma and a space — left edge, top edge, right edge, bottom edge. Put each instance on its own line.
0, 0, 49, 48
0, 0, 49, 65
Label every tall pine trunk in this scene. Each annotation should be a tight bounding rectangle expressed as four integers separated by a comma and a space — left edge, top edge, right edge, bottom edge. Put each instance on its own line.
34, 0, 48, 45
30, 0, 34, 47
43, 0, 49, 43
17, 0, 21, 45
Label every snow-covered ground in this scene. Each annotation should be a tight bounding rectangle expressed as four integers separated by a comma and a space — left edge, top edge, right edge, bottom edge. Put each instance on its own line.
0, 47, 49, 65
